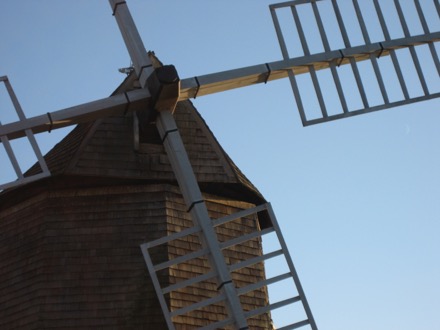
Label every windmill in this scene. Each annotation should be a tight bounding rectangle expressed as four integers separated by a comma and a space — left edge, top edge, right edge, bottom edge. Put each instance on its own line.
0, 1, 439, 329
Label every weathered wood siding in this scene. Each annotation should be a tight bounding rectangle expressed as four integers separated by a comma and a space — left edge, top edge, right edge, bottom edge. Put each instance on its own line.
1, 183, 272, 329
1, 184, 170, 329
0, 194, 47, 329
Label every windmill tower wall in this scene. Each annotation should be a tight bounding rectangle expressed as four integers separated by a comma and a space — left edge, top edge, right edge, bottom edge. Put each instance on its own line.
0, 73, 273, 329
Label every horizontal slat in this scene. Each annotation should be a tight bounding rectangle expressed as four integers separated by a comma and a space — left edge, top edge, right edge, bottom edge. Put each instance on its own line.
237, 272, 292, 296
212, 203, 269, 228
219, 227, 274, 250
270, 0, 325, 9
277, 319, 311, 330
162, 270, 217, 294
229, 249, 284, 272
198, 317, 234, 330
154, 247, 209, 271
304, 93, 440, 126
0, 172, 50, 191
244, 296, 302, 319
170, 293, 225, 317
141, 225, 201, 249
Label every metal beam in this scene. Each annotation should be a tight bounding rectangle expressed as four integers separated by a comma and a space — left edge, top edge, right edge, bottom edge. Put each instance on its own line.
1, 31, 438, 141
110, 0, 154, 87
0, 88, 151, 141
178, 32, 440, 100
109, 1, 249, 328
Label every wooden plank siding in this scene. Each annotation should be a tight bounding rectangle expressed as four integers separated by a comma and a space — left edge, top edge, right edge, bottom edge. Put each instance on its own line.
1, 185, 170, 329
1, 184, 273, 329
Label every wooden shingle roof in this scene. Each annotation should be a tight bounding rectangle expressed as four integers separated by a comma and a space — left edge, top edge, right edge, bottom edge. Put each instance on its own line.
6, 56, 265, 209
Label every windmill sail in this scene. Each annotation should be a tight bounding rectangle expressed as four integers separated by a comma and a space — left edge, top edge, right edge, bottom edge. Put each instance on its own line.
270, 0, 440, 126
0, 76, 50, 190
141, 202, 316, 330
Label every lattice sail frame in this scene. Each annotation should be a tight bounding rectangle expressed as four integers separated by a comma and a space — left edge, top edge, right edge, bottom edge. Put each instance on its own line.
141, 203, 316, 330
270, 0, 440, 126
0, 76, 50, 191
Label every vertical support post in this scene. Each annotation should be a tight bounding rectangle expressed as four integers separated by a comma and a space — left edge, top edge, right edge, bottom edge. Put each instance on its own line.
109, 1, 248, 328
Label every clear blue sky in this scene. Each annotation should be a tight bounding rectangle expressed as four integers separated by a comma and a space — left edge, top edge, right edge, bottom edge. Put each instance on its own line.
1, 1, 439, 329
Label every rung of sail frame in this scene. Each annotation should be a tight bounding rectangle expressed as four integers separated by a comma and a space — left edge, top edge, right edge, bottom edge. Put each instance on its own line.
270, 0, 440, 126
